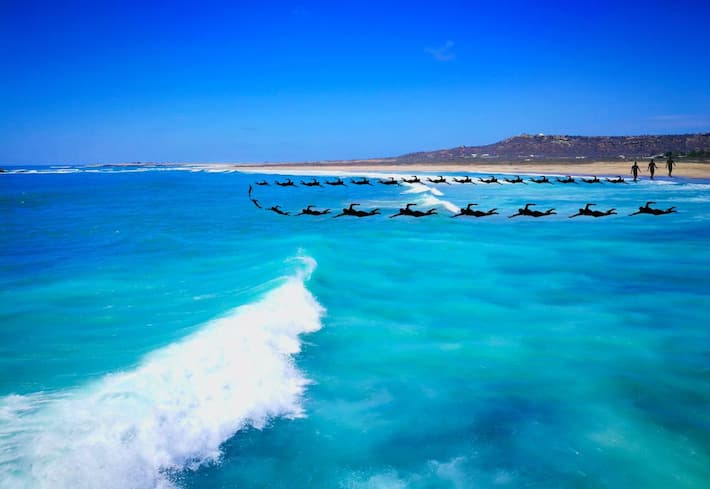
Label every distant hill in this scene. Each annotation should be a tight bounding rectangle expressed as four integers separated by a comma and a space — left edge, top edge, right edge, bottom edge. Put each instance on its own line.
397, 133, 710, 162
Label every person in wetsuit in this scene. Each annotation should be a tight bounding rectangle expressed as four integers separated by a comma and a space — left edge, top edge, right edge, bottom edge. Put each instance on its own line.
268, 205, 289, 215
629, 201, 677, 216
333, 203, 380, 217
648, 159, 658, 180
631, 161, 640, 181
296, 205, 330, 215
666, 156, 675, 177
568, 203, 616, 218
389, 203, 437, 218
451, 203, 498, 217
508, 203, 556, 218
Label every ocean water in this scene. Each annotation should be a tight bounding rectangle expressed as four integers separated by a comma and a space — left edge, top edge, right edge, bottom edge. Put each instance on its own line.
1, 167, 709, 488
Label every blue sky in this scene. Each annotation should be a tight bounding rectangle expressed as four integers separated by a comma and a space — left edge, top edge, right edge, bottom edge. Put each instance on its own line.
1, 1, 709, 164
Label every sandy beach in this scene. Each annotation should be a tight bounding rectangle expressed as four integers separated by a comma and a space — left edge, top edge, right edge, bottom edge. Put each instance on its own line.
235, 160, 710, 178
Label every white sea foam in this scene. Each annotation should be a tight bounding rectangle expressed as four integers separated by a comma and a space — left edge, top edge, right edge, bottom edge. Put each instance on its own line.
401, 182, 443, 196
418, 194, 460, 214
0, 256, 324, 489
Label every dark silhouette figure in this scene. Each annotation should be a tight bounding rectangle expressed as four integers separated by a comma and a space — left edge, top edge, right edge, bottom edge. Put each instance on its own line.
556, 176, 577, 184
666, 156, 675, 177
631, 161, 640, 181
453, 176, 475, 184
605, 176, 627, 184
255, 180, 269, 186
629, 201, 677, 216
379, 177, 400, 185
333, 203, 380, 218
250, 198, 262, 209
296, 205, 330, 216
478, 176, 502, 184
402, 176, 422, 184
504, 176, 526, 184
648, 159, 658, 180
300, 178, 322, 187
451, 203, 498, 218
508, 203, 556, 218
427, 176, 450, 184
389, 203, 437, 218
582, 176, 601, 184
268, 205, 290, 215
530, 176, 552, 184
350, 177, 372, 185
325, 177, 346, 186
275, 178, 296, 187
248, 184, 253, 197
568, 203, 617, 218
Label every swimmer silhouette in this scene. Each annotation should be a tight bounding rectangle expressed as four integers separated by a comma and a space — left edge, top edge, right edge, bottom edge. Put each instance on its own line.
504, 176, 527, 184
427, 176, 450, 184
529, 176, 552, 184
296, 205, 330, 216
333, 203, 380, 218
648, 159, 658, 180
568, 203, 617, 218
325, 177, 347, 186
629, 201, 677, 216
350, 177, 372, 185
451, 203, 498, 218
268, 205, 290, 215
379, 177, 400, 185
402, 176, 421, 184
255, 180, 269, 186
631, 161, 640, 181
582, 176, 601, 184
248, 184, 253, 197
556, 176, 577, 184
453, 176, 474, 183
300, 178, 322, 187
250, 198, 262, 209
389, 203, 437, 218
275, 178, 296, 187
478, 176, 501, 184
508, 203, 556, 218
605, 176, 627, 184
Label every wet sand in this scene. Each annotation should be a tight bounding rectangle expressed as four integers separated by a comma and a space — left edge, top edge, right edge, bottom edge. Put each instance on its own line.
235, 160, 710, 178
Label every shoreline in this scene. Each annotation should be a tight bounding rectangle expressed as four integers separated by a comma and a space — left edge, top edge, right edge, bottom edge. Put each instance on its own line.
234, 160, 710, 179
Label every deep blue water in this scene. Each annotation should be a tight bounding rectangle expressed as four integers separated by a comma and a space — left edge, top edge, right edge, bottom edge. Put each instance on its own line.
1, 166, 709, 488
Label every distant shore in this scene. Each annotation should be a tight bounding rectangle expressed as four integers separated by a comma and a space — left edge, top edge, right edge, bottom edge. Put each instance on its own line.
235, 160, 710, 178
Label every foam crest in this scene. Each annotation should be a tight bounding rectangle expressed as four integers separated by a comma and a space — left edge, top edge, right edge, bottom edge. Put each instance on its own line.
419, 194, 460, 214
402, 182, 443, 196
0, 260, 324, 489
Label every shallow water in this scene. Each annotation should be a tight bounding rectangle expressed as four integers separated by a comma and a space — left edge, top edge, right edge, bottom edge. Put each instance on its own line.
1, 167, 709, 488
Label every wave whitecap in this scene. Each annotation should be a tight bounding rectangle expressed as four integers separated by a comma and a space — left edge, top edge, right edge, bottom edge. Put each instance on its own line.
418, 194, 460, 214
0, 257, 324, 489
402, 182, 443, 196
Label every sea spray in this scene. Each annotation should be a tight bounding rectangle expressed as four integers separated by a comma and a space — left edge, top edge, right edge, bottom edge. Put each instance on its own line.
402, 182, 444, 196
0, 256, 324, 489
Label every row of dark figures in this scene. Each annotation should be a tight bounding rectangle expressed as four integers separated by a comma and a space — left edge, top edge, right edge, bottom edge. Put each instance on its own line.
250, 175, 634, 188
252, 201, 676, 218
633, 158, 676, 180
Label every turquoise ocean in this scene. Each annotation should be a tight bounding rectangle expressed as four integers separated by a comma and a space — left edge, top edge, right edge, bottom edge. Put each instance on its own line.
1, 166, 709, 488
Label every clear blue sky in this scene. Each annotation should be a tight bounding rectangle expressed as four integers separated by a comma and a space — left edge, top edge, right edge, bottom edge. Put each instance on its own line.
1, 1, 709, 164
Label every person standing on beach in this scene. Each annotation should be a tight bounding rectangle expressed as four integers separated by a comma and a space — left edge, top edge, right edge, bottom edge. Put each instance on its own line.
666, 156, 675, 177
631, 161, 640, 181
648, 159, 658, 180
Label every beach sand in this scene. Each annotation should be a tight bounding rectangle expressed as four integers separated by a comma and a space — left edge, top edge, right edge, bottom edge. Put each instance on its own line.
234, 160, 710, 178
